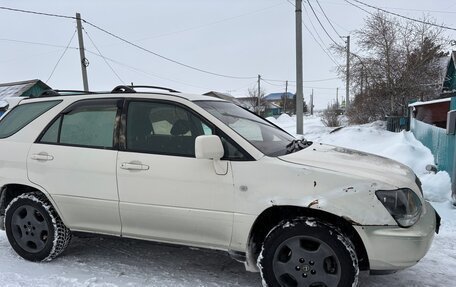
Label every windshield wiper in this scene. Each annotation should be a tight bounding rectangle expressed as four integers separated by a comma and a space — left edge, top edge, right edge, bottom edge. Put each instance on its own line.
286, 139, 313, 154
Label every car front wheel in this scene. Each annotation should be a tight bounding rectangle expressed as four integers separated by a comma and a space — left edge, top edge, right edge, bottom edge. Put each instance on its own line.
258, 217, 359, 287
5, 192, 71, 262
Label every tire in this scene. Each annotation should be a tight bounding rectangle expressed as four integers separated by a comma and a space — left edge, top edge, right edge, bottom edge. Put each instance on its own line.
4, 192, 72, 262
258, 217, 359, 287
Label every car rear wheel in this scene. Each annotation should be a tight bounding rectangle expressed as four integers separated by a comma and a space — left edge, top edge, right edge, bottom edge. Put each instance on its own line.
5, 192, 71, 262
258, 218, 359, 287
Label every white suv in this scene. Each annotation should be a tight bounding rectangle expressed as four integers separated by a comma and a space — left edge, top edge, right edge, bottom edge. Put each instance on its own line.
0, 86, 439, 287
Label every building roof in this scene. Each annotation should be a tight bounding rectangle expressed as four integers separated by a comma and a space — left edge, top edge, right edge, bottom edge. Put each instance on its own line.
264, 92, 294, 101
409, 97, 452, 107
0, 79, 51, 99
442, 51, 456, 92
203, 91, 244, 106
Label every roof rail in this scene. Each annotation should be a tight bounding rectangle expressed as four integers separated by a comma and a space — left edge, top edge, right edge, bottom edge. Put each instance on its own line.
35, 89, 100, 98
34, 89, 61, 98
111, 85, 180, 94
54, 89, 100, 95
111, 85, 136, 93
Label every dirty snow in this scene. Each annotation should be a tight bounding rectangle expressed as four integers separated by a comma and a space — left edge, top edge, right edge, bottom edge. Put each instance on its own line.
1, 114, 455, 286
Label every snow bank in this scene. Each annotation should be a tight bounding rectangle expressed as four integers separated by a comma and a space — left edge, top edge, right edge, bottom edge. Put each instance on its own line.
421, 171, 452, 202
272, 115, 453, 203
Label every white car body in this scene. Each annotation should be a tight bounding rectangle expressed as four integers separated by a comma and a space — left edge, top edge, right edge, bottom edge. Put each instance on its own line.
0, 91, 438, 276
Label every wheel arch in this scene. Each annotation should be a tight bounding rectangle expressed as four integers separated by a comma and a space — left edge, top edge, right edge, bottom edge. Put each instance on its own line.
246, 205, 369, 272
0, 183, 64, 230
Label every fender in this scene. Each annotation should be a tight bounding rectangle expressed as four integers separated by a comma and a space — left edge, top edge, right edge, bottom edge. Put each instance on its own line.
0, 180, 67, 230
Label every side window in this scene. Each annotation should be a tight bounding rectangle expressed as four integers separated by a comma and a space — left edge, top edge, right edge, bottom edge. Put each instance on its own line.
126, 101, 213, 157
218, 132, 247, 161
0, 100, 61, 139
39, 100, 118, 149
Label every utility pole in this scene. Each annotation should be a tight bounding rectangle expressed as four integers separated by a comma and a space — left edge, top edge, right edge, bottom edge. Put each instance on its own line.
285, 80, 288, 114
257, 74, 261, 114
76, 13, 89, 92
336, 87, 339, 107
345, 35, 350, 110
310, 89, 314, 115
296, 0, 304, 134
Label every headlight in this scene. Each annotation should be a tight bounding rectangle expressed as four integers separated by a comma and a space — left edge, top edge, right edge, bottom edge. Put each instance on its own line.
375, 188, 422, 228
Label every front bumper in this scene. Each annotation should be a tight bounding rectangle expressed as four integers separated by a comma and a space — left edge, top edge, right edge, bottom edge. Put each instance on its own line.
354, 201, 438, 271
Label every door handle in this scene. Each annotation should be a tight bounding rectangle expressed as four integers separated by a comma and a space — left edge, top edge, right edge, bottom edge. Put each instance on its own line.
31, 153, 54, 161
120, 162, 149, 171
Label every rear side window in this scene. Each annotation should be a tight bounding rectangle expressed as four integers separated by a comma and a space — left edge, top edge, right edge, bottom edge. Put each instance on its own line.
39, 100, 119, 149
0, 101, 60, 139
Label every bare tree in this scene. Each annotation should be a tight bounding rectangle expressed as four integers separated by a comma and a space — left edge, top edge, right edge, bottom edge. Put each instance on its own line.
333, 12, 448, 124
322, 102, 341, 127
246, 85, 267, 115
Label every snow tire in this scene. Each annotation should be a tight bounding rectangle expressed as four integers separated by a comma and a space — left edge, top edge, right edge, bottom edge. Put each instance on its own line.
4, 192, 71, 262
258, 217, 359, 287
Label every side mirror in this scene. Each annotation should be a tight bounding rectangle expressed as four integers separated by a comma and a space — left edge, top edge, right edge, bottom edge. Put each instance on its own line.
195, 135, 224, 160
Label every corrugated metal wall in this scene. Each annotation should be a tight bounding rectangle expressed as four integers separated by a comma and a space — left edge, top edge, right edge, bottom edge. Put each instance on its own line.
410, 98, 456, 191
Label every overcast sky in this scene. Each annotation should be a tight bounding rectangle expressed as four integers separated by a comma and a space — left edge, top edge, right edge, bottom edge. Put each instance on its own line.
1, 0, 456, 109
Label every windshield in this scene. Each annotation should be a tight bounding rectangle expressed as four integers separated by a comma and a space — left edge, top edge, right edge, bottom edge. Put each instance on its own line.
196, 101, 311, 156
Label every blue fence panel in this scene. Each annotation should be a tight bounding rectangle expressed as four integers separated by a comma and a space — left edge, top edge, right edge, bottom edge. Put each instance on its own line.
410, 119, 455, 176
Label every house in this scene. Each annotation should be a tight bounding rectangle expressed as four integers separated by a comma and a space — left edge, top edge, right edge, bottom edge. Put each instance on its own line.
0, 79, 51, 100
409, 51, 456, 203
264, 92, 294, 104
235, 96, 283, 116
264, 92, 295, 116
0, 79, 51, 115
442, 51, 456, 98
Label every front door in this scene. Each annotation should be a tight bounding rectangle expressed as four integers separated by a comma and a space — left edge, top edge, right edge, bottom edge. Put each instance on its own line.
117, 100, 234, 249
27, 99, 122, 235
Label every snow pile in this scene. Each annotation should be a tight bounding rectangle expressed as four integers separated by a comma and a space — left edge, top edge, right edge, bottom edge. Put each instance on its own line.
421, 172, 452, 203
269, 115, 452, 203
267, 113, 297, 133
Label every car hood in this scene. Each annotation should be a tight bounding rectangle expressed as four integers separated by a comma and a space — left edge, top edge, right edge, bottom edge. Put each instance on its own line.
278, 143, 416, 188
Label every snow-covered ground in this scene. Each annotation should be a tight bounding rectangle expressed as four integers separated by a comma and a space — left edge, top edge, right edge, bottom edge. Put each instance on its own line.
1, 115, 455, 286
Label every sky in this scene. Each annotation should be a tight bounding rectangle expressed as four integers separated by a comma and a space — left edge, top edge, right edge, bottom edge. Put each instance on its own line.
1, 0, 456, 109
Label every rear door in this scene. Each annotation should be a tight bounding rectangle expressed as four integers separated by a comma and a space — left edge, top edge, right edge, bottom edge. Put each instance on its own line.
27, 98, 122, 235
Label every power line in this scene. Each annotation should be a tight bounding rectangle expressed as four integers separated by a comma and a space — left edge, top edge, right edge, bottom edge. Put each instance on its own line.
82, 20, 258, 80
261, 78, 286, 87
0, 4, 343, 86
306, 0, 344, 47
344, 0, 375, 16
0, 6, 75, 20
314, 0, 342, 38
264, 76, 338, 83
0, 36, 343, 86
305, 76, 339, 82
0, 38, 78, 50
374, 6, 456, 15
46, 30, 77, 83
1, 35, 215, 90
346, 0, 456, 32
135, 2, 285, 41
83, 49, 215, 91
298, 1, 341, 65
0, 5, 257, 80
83, 28, 125, 84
